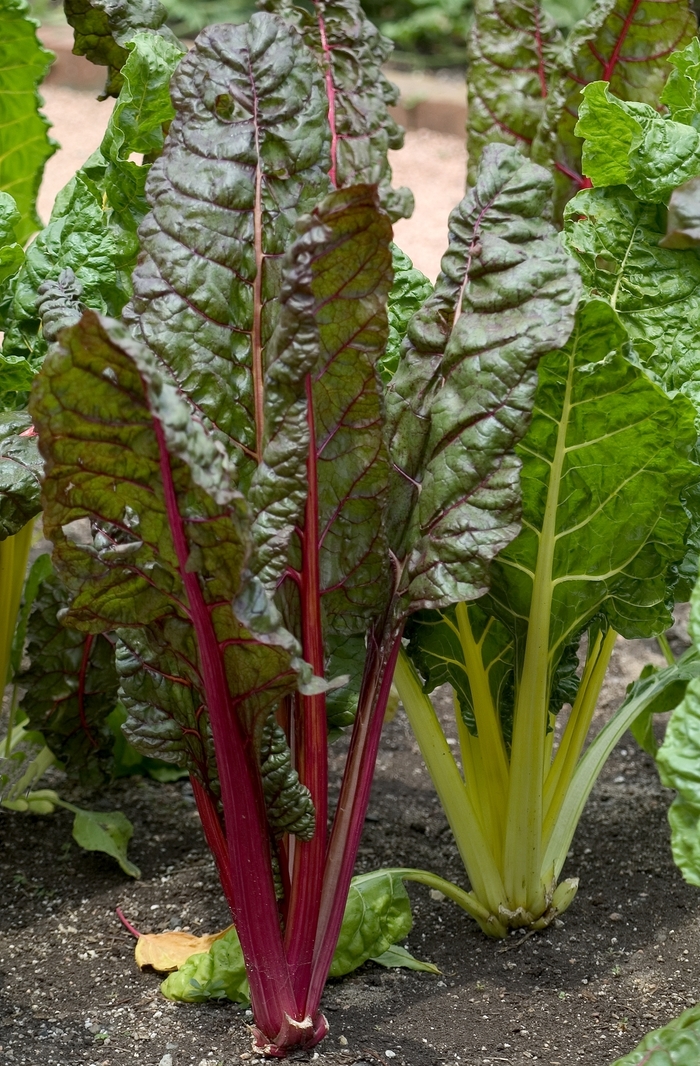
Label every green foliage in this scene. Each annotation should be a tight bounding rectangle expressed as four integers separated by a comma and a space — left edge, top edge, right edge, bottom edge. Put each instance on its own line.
610, 1004, 700, 1065
63, 0, 178, 96
0, 0, 56, 244
71, 806, 141, 877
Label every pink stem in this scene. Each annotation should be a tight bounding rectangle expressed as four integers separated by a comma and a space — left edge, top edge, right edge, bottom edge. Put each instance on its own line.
305, 630, 402, 1014
116, 907, 141, 939
190, 775, 237, 915
153, 418, 299, 1044
285, 375, 328, 997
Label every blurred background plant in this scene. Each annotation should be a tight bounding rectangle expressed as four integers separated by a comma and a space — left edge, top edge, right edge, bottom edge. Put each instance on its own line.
28, 0, 607, 71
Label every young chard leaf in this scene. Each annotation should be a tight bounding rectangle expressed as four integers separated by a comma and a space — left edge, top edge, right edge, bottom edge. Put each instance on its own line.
63, 0, 178, 97
0, 0, 56, 243
125, 13, 332, 489
380, 245, 433, 384
387, 143, 581, 613
661, 35, 700, 127
577, 82, 700, 203
531, 0, 697, 215
466, 0, 563, 183
328, 870, 412, 977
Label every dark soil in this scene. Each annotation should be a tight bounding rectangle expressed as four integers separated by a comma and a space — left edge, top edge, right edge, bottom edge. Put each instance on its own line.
1, 624, 699, 1066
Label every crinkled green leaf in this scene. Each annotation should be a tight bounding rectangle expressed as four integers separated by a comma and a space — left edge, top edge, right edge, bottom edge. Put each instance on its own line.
386, 143, 581, 614
263, 0, 413, 222
466, 0, 563, 183
577, 82, 700, 204
0, 193, 23, 289
328, 870, 413, 977
656, 578, 700, 887
29, 310, 310, 801
260, 714, 315, 840
161, 928, 250, 1004
1, 32, 185, 387
18, 567, 120, 789
483, 300, 697, 692
105, 703, 187, 781
71, 806, 140, 877
564, 187, 700, 417
64, 0, 178, 97
531, 0, 697, 216
661, 175, 700, 250
610, 1003, 700, 1065
0, 0, 56, 243
379, 244, 433, 384
661, 36, 700, 128
249, 185, 393, 636
125, 14, 332, 491
0, 411, 42, 539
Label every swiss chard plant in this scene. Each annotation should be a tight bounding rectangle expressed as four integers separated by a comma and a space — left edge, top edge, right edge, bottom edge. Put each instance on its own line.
28, 0, 581, 1049
394, 18, 700, 935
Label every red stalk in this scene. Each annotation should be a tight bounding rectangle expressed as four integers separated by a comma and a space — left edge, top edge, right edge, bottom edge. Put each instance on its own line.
190, 775, 237, 914
305, 630, 402, 1014
285, 374, 328, 994
77, 634, 99, 750
153, 418, 301, 1046
316, 7, 338, 188
600, 0, 641, 82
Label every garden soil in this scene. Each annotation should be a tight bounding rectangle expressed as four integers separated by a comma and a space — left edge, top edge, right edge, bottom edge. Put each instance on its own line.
2, 89, 699, 1066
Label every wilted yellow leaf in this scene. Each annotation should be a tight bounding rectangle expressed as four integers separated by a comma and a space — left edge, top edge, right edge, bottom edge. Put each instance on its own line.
135, 925, 234, 972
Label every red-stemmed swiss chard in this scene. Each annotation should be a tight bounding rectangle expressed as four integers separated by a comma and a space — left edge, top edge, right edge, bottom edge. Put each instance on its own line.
30, 10, 580, 1059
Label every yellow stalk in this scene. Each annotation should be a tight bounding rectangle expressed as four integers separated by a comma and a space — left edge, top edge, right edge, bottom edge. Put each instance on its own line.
542, 628, 617, 847
0, 520, 34, 694
395, 650, 507, 916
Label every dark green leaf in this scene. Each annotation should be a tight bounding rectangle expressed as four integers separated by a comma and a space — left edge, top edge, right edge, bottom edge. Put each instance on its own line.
325, 632, 366, 731
71, 806, 140, 877
249, 184, 393, 636
264, 0, 413, 221
387, 143, 581, 614
10, 551, 52, 676
0, 0, 56, 243
0, 411, 42, 539
126, 13, 332, 489
29, 311, 310, 795
610, 1003, 700, 1065
19, 568, 120, 788
63, 0, 178, 97
260, 714, 315, 840
466, 0, 563, 182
